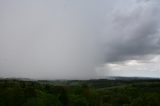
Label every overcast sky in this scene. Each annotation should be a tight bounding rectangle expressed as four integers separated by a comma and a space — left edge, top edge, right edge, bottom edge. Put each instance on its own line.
0, 0, 160, 79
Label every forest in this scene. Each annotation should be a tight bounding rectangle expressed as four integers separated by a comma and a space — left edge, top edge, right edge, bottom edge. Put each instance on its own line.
0, 78, 160, 106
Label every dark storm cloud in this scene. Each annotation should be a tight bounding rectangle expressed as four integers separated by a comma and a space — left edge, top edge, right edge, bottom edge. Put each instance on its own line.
102, 0, 160, 63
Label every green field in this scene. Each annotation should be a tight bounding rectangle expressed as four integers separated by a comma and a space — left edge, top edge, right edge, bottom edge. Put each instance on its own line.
0, 78, 160, 106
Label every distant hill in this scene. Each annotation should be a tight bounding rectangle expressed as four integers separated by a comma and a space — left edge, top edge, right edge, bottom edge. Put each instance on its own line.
105, 76, 160, 81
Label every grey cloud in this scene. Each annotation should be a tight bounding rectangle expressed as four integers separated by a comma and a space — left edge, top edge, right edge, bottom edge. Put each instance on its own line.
0, 0, 160, 79
102, 0, 160, 63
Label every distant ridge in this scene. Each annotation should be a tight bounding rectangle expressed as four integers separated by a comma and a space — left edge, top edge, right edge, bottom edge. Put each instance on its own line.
0, 77, 37, 81
0, 76, 160, 81
105, 76, 160, 80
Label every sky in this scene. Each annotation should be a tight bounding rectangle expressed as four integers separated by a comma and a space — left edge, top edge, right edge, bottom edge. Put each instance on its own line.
0, 0, 160, 79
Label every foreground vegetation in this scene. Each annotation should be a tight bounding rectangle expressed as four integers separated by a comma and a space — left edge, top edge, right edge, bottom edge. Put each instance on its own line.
0, 78, 160, 106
